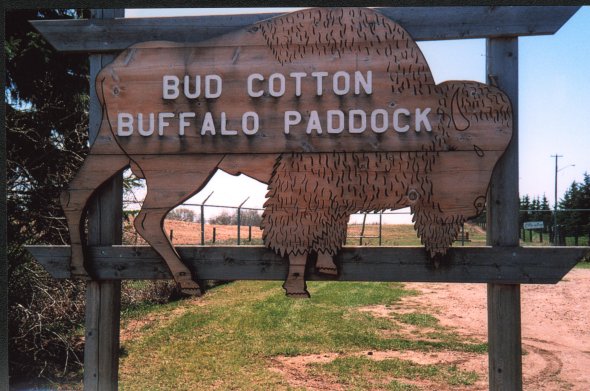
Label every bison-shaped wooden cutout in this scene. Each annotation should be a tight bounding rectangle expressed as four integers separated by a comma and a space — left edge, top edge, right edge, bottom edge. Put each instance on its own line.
61, 8, 512, 297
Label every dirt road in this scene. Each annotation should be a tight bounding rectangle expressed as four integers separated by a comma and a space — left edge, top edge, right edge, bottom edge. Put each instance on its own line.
401, 268, 590, 390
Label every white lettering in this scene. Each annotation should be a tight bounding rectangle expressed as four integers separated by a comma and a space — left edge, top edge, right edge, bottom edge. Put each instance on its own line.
117, 113, 134, 136
333, 71, 350, 96
242, 112, 259, 135
393, 108, 410, 133
370, 109, 388, 133
306, 111, 323, 134
201, 112, 216, 135
220, 112, 237, 135
183, 75, 201, 99
268, 73, 286, 97
284, 111, 301, 134
290, 72, 306, 97
163, 75, 180, 99
247, 73, 264, 98
138, 113, 155, 136
178, 112, 195, 136
415, 108, 432, 132
327, 110, 345, 134
354, 71, 372, 95
311, 71, 328, 96
158, 112, 175, 135
349, 109, 367, 133
204, 75, 222, 98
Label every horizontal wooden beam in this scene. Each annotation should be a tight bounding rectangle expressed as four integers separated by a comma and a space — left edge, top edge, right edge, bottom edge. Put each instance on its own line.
27, 245, 589, 284
31, 6, 581, 53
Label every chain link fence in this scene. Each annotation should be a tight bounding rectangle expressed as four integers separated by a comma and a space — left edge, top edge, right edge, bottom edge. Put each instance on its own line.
123, 197, 589, 248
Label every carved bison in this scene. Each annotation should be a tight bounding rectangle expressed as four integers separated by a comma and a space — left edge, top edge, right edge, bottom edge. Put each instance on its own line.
60, 8, 512, 296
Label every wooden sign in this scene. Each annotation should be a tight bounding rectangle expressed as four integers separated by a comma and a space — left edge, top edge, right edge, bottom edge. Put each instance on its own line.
61, 7, 513, 297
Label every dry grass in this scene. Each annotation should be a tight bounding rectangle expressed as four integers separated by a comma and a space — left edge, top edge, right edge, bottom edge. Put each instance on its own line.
124, 218, 487, 248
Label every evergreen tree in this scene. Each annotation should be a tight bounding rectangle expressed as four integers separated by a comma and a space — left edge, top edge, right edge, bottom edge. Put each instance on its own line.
539, 194, 551, 232
6, 9, 91, 383
530, 196, 540, 221
519, 194, 531, 228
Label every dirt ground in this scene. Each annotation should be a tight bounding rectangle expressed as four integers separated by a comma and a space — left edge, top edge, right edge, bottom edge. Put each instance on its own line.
270, 269, 590, 390
122, 220, 589, 389
397, 268, 590, 390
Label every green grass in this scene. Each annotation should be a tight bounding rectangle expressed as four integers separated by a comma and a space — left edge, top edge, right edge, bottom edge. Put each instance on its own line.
308, 356, 478, 389
576, 261, 590, 269
119, 281, 485, 390
396, 313, 439, 328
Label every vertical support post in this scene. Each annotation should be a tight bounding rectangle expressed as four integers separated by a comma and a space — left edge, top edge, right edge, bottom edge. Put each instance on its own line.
237, 197, 249, 246
461, 223, 465, 246
84, 9, 124, 391
359, 213, 367, 245
378, 212, 382, 246
486, 37, 522, 391
200, 191, 214, 245
200, 204, 205, 245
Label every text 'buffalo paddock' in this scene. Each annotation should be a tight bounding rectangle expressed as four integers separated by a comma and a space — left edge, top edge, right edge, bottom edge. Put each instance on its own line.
116, 71, 434, 137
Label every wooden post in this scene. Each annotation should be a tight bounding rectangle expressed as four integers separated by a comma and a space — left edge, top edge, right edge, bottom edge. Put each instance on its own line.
486, 37, 522, 391
84, 9, 124, 391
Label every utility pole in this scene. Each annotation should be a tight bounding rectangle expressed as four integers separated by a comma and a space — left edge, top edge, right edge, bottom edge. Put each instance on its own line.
552, 154, 562, 245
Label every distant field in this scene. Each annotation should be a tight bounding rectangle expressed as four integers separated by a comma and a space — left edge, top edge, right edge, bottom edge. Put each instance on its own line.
123, 219, 487, 247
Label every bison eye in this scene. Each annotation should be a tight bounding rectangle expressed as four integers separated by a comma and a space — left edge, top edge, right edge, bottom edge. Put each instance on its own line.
473, 196, 486, 210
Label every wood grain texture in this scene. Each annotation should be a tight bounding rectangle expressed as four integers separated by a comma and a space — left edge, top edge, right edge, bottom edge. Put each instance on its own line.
30, 7, 581, 52
61, 7, 515, 296
83, 9, 123, 391
26, 245, 588, 283
486, 37, 522, 391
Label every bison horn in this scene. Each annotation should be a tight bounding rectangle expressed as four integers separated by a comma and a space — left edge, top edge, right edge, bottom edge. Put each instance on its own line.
451, 88, 470, 131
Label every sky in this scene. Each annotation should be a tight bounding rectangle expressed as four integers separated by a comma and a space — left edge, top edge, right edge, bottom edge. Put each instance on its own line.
124, 7, 590, 221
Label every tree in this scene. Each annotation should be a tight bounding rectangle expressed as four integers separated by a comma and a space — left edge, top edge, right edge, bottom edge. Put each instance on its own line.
539, 194, 552, 232
234, 209, 263, 226
557, 173, 590, 238
6, 9, 91, 384
168, 207, 198, 222
209, 210, 233, 225
519, 194, 531, 228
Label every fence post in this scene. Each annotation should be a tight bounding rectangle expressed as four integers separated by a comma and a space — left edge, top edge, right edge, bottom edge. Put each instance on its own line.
248, 225, 252, 242
212, 227, 216, 244
378, 212, 383, 246
200, 191, 214, 245
237, 197, 249, 246
486, 36, 523, 391
84, 9, 124, 391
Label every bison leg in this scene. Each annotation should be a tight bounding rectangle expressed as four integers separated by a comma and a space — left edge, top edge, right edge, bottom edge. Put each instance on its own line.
134, 154, 223, 296
283, 253, 310, 298
60, 154, 130, 278
412, 202, 464, 258
315, 251, 338, 275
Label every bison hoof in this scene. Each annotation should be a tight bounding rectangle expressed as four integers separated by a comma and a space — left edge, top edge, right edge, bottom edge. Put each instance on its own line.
316, 266, 338, 276
181, 287, 202, 297
71, 272, 91, 280
286, 291, 311, 299
178, 280, 202, 297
